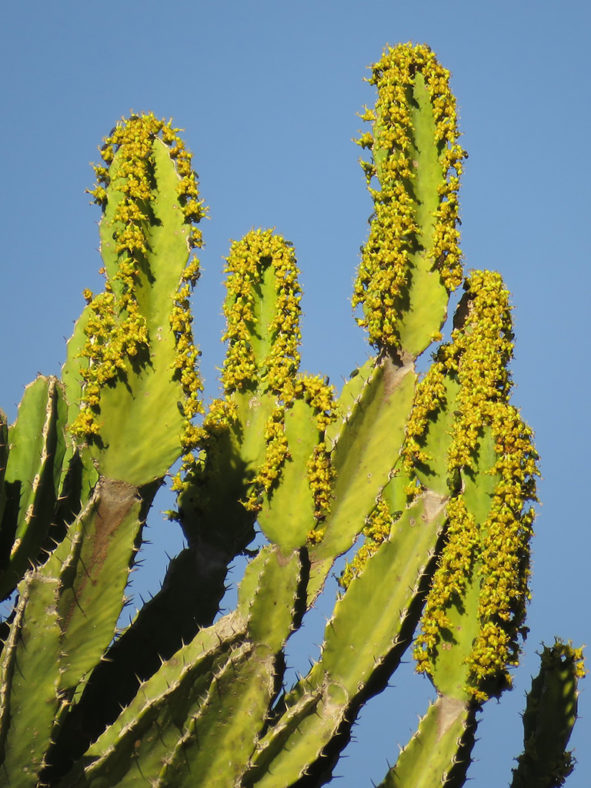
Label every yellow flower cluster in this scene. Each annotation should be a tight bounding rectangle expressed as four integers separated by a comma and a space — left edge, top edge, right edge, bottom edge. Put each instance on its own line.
306, 442, 334, 521
338, 494, 393, 588
410, 271, 539, 700
353, 43, 466, 351
445, 272, 514, 474
414, 495, 479, 675
72, 114, 205, 448
170, 278, 204, 441
222, 229, 302, 394
545, 639, 587, 680
170, 398, 239, 494
245, 375, 336, 519
298, 374, 337, 524
466, 404, 538, 696
402, 361, 447, 473
293, 374, 336, 432
243, 406, 290, 512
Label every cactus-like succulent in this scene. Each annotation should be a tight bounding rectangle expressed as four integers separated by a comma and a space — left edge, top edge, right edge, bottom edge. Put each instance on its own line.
0, 42, 583, 787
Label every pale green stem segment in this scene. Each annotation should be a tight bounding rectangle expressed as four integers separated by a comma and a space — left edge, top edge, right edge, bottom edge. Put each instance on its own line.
76, 546, 302, 786
306, 358, 416, 602
155, 643, 272, 788
0, 480, 142, 786
78, 614, 246, 786
0, 572, 62, 786
379, 696, 473, 788
0, 376, 67, 600
248, 492, 446, 786
46, 479, 142, 696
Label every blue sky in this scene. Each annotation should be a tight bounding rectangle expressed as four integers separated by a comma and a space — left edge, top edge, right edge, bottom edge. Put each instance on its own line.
1, 1, 589, 785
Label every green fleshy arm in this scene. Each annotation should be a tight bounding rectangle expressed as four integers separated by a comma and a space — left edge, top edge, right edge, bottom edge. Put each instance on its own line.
378, 697, 475, 788
511, 640, 585, 788
0, 376, 67, 600
354, 43, 466, 360
65, 114, 206, 487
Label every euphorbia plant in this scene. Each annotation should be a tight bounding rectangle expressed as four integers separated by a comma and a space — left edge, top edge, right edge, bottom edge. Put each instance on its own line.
0, 42, 583, 787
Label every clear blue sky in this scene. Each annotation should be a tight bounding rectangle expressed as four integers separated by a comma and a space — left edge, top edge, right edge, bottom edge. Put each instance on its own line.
1, 1, 589, 785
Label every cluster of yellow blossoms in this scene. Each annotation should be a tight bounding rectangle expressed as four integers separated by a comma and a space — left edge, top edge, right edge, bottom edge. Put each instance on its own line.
72, 114, 205, 453
353, 43, 466, 351
338, 494, 393, 586
197, 230, 336, 522
408, 271, 540, 700
221, 230, 301, 394
298, 375, 337, 525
